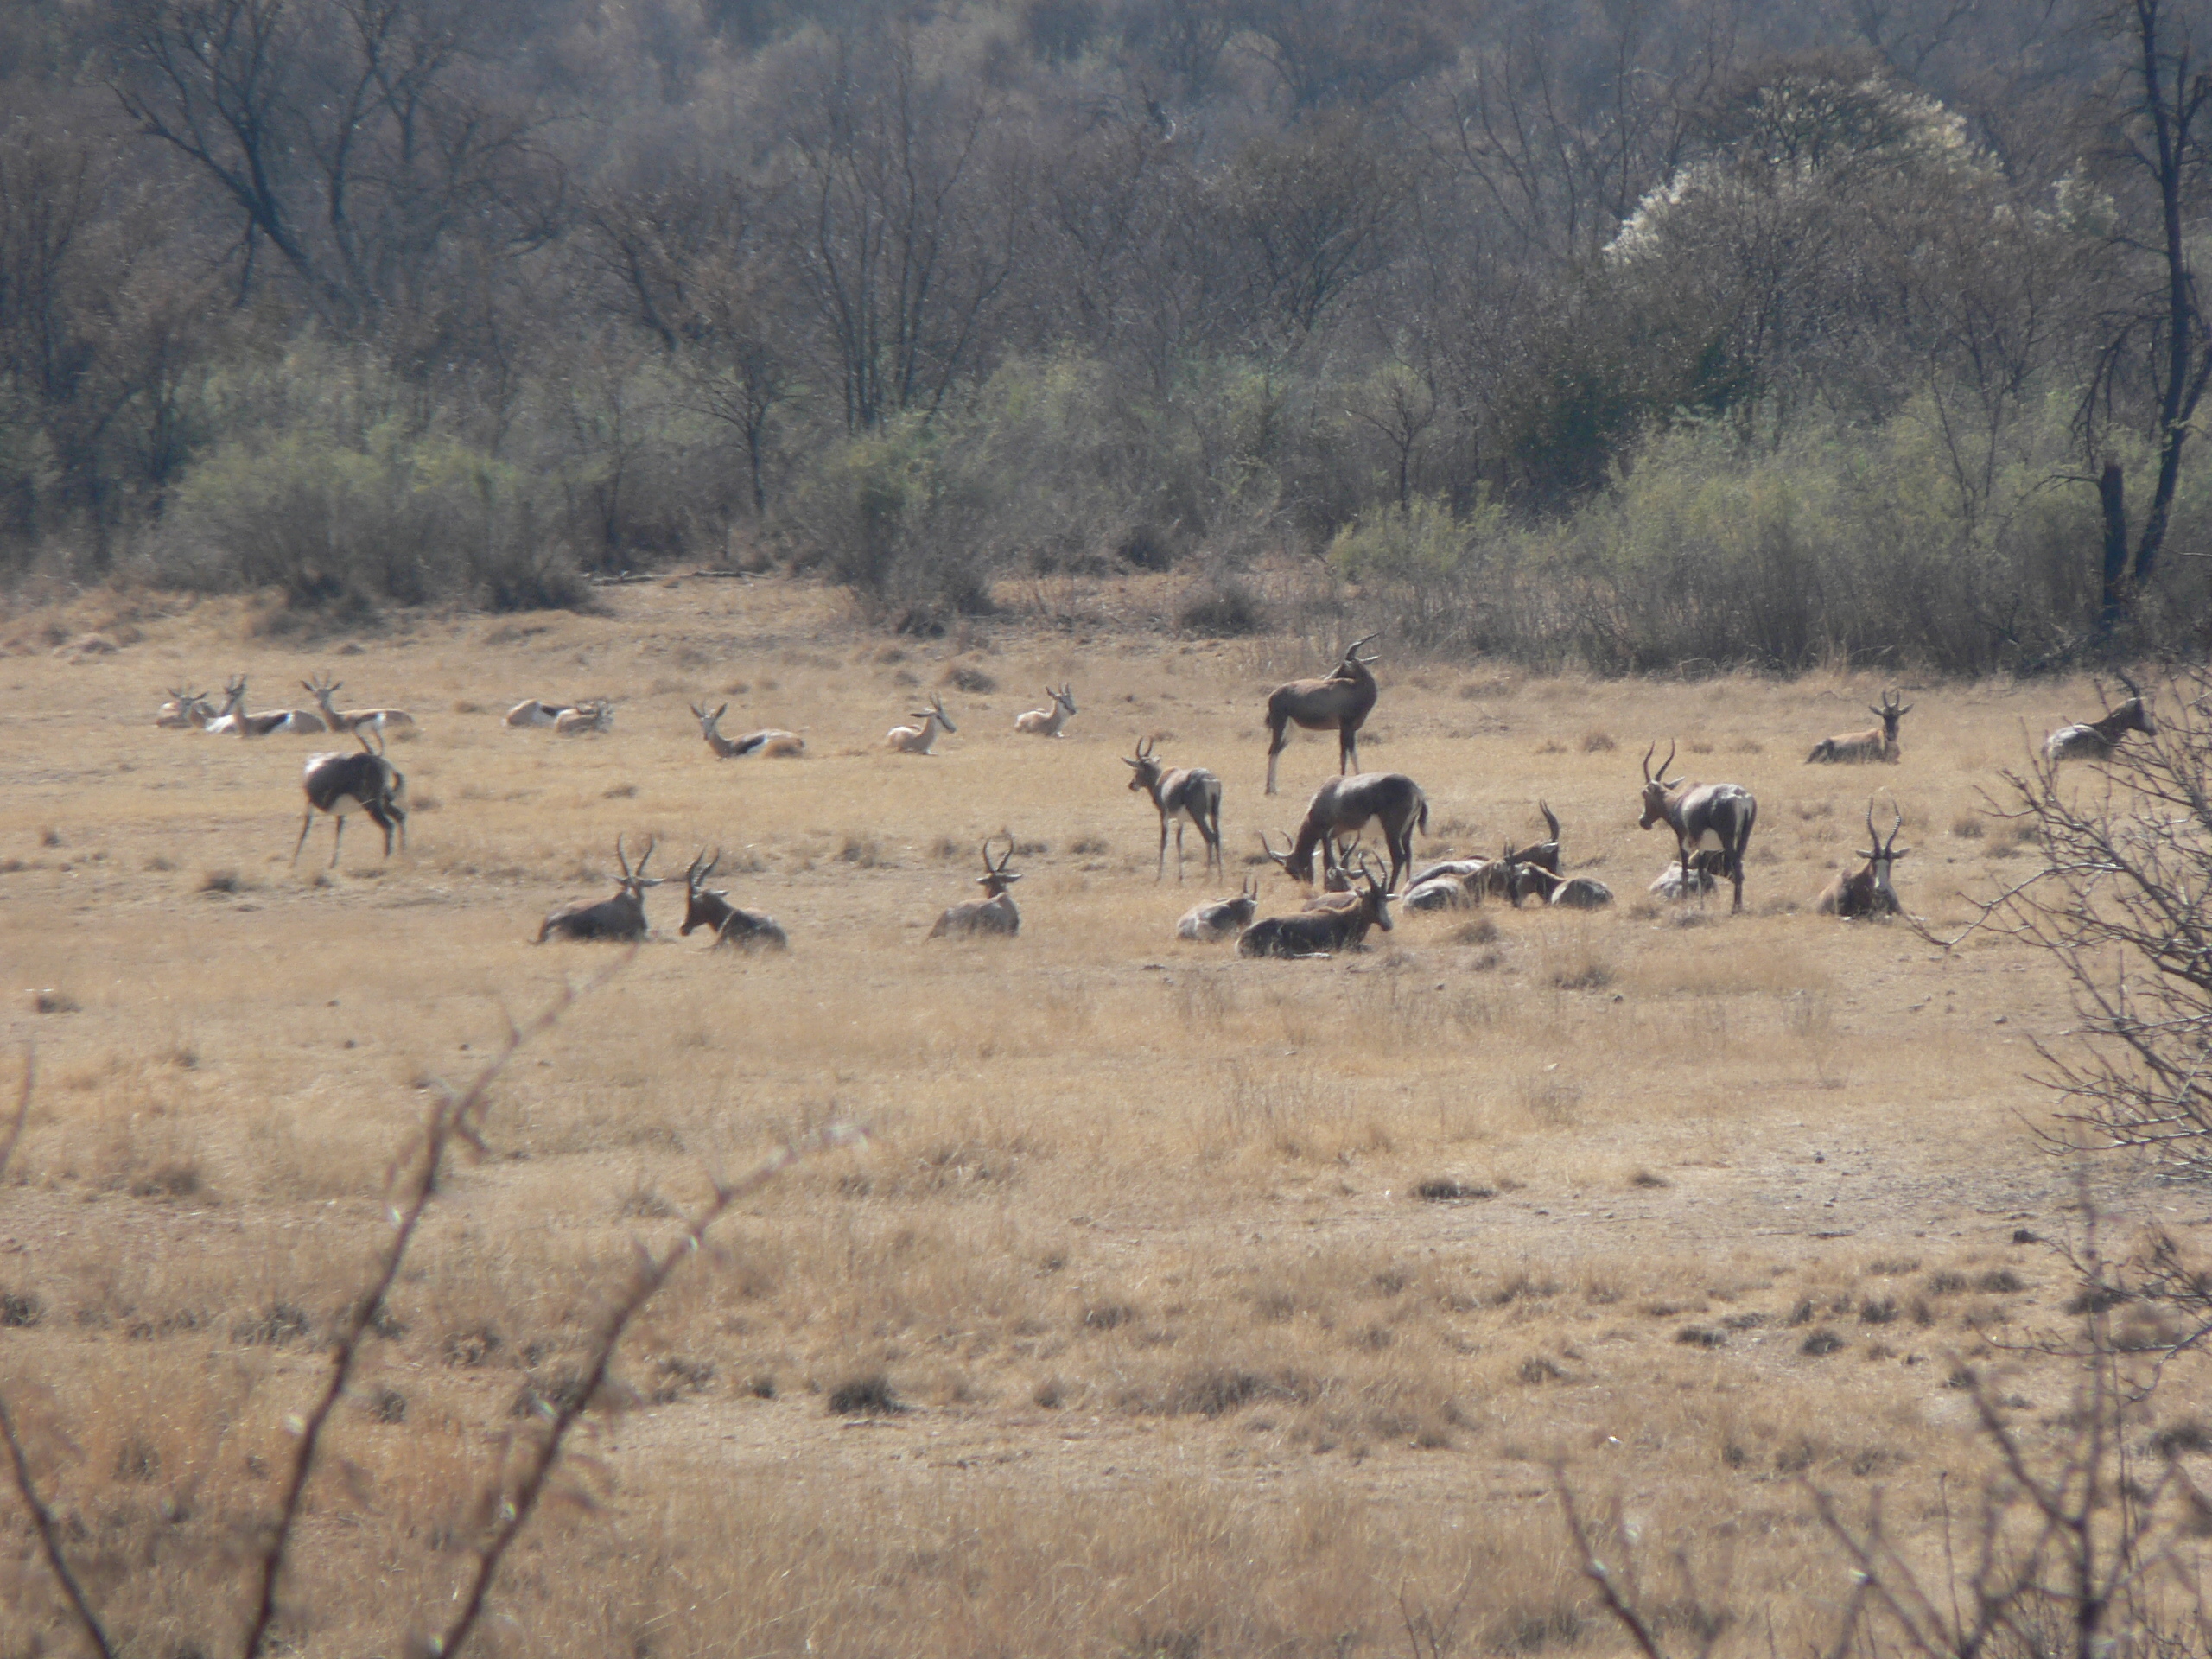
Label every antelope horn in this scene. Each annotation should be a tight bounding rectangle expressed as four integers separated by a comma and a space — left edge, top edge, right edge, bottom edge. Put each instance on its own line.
1642, 741, 1656, 783
685, 847, 708, 886
1659, 739, 1678, 780
1539, 799, 1560, 842
615, 834, 632, 880
1258, 830, 1290, 868
635, 836, 656, 878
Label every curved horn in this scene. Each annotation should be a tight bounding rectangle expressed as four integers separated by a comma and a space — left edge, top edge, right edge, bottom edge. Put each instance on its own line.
1658, 739, 1678, 781
1258, 830, 1291, 869
1642, 741, 1657, 783
2116, 667, 2144, 702
1539, 799, 1560, 842
615, 834, 632, 880
634, 836, 656, 878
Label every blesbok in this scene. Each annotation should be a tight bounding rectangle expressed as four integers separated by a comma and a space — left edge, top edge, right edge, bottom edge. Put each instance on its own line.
1807, 689, 1910, 764
1238, 856, 1394, 957
1402, 866, 1489, 911
1279, 772, 1428, 893
505, 699, 571, 728
555, 700, 614, 735
1816, 798, 1910, 918
679, 849, 788, 950
306, 676, 416, 735
536, 836, 662, 942
1510, 865, 1615, 909
691, 702, 805, 759
1262, 632, 1380, 794
2045, 672, 2156, 762
1126, 737, 1224, 881
887, 695, 956, 754
1649, 854, 1722, 900
929, 836, 1022, 938
1637, 741, 1758, 914
1260, 831, 1365, 912
291, 728, 408, 868
154, 687, 215, 729
1177, 877, 1262, 941
1014, 684, 1078, 738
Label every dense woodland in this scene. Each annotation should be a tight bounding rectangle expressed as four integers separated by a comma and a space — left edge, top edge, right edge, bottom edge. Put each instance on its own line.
6, 0, 2212, 668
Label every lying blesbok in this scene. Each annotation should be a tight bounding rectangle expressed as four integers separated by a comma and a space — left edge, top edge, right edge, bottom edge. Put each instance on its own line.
1176, 877, 1261, 941
1263, 632, 1380, 794
1261, 831, 1367, 913
691, 702, 805, 759
155, 687, 215, 729
679, 849, 788, 950
1280, 772, 1428, 893
1816, 798, 1910, 918
1638, 741, 1758, 914
556, 700, 614, 735
1127, 737, 1224, 881
536, 835, 662, 942
1014, 684, 1078, 738
1402, 863, 1492, 911
292, 728, 408, 868
1807, 689, 1910, 764
2045, 672, 2156, 762
888, 694, 956, 754
1510, 865, 1615, 909
930, 836, 1022, 938
1239, 856, 1394, 957
306, 675, 415, 736
1649, 852, 1724, 900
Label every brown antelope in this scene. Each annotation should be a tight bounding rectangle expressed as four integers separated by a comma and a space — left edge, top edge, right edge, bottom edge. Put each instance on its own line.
536, 836, 662, 942
555, 700, 614, 735
1263, 633, 1380, 794
207, 675, 327, 736
1126, 737, 1224, 881
292, 728, 408, 868
1816, 798, 1910, 918
2046, 672, 2156, 762
887, 695, 956, 754
1177, 877, 1262, 941
305, 676, 415, 735
1260, 831, 1366, 912
154, 687, 215, 729
679, 849, 788, 950
1279, 772, 1428, 893
1807, 689, 1910, 764
691, 702, 805, 759
1238, 855, 1394, 957
930, 836, 1021, 938
1638, 741, 1758, 913
1014, 684, 1077, 738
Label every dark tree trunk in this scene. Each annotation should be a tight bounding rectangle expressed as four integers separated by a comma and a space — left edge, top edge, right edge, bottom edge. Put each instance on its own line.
2101, 459, 2132, 633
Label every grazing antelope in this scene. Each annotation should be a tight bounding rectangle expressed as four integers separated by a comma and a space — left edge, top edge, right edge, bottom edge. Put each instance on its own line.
679, 849, 788, 950
1816, 798, 1910, 918
1238, 856, 1394, 957
291, 729, 408, 868
691, 702, 805, 759
1263, 633, 1381, 795
2045, 672, 2156, 762
1808, 689, 1910, 764
154, 687, 215, 729
1638, 741, 1758, 913
556, 700, 614, 735
536, 836, 662, 942
930, 836, 1021, 938
1014, 684, 1078, 738
306, 676, 415, 735
1177, 877, 1262, 941
505, 700, 570, 728
887, 694, 956, 754
1279, 772, 1428, 893
1260, 831, 1367, 913
1510, 866, 1615, 909
1126, 737, 1225, 880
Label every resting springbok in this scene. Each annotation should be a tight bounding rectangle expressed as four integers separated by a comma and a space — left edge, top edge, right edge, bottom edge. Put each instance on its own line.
691, 702, 805, 759
1263, 633, 1380, 794
505, 699, 574, 728
1239, 855, 1394, 957
1816, 798, 1910, 918
1807, 689, 1910, 764
207, 676, 327, 736
292, 728, 408, 868
1014, 684, 1078, 738
1127, 737, 1225, 880
2045, 672, 2156, 762
930, 836, 1022, 938
1638, 741, 1758, 913
887, 695, 956, 754
1278, 772, 1428, 893
1177, 877, 1262, 941
536, 836, 661, 942
306, 676, 416, 735
679, 849, 788, 950
556, 700, 614, 735
154, 687, 215, 729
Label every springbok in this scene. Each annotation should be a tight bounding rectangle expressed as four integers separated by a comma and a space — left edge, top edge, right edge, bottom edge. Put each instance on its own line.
2045, 672, 2156, 762
679, 849, 788, 950
306, 676, 415, 735
1816, 798, 1910, 918
691, 702, 805, 759
930, 836, 1021, 938
1638, 741, 1758, 913
1177, 877, 1261, 941
555, 701, 614, 735
1279, 772, 1428, 893
505, 700, 571, 728
1238, 856, 1394, 957
1263, 633, 1381, 794
536, 836, 662, 942
292, 728, 408, 868
154, 687, 215, 729
1807, 689, 1910, 764
1126, 737, 1225, 881
1014, 684, 1078, 738
207, 676, 327, 736
887, 695, 955, 755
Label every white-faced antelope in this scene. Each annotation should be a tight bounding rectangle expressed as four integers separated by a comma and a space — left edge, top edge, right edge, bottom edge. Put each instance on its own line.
1638, 741, 1758, 913
291, 728, 408, 868
1277, 772, 1428, 893
1807, 689, 1910, 764
679, 849, 788, 950
2045, 672, 2156, 762
691, 702, 805, 759
536, 835, 662, 942
1014, 684, 1077, 738
1263, 632, 1380, 795
1510, 866, 1615, 909
1176, 877, 1261, 941
929, 836, 1021, 938
555, 700, 614, 735
1125, 737, 1224, 881
887, 694, 955, 754
1238, 855, 1394, 957
1815, 798, 1910, 918
306, 676, 416, 735
154, 687, 215, 729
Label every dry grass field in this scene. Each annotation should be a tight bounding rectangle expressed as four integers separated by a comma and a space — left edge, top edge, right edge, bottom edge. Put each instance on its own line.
0, 575, 2205, 1656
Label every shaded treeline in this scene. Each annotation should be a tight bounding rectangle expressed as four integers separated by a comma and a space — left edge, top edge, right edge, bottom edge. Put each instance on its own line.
3, 0, 2211, 666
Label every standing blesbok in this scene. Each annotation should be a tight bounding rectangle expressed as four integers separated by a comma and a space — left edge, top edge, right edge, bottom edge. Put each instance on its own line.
1126, 737, 1224, 880
1807, 689, 1910, 764
1177, 877, 1262, 941
1279, 772, 1428, 893
536, 836, 662, 942
292, 728, 408, 868
555, 700, 614, 735
1238, 855, 1394, 957
691, 702, 805, 759
1014, 684, 1078, 738
679, 849, 788, 950
930, 836, 1022, 938
1637, 741, 1758, 914
1816, 798, 1910, 918
155, 687, 215, 729
887, 694, 956, 754
2045, 672, 2156, 762
306, 676, 415, 735
1262, 633, 1380, 794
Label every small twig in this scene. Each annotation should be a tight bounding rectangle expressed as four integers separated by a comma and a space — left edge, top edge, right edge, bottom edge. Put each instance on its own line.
1553, 1473, 1669, 1659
